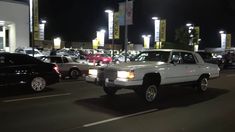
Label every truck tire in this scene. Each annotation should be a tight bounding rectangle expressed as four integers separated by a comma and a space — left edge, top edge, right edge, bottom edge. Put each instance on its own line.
103, 86, 117, 96
196, 76, 208, 92
69, 68, 81, 79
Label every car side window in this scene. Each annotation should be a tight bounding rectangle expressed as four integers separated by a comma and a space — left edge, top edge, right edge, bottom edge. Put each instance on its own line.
7, 54, 41, 65
171, 52, 182, 64
62, 57, 69, 63
181, 52, 196, 64
50, 57, 63, 63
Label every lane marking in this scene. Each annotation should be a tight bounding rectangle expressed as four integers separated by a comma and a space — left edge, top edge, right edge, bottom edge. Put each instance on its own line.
83, 108, 158, 127
2, 93, 71, 103
61, 108, 158, 132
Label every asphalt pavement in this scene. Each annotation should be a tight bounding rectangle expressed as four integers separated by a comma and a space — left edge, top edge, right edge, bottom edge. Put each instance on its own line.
1, 69, 235, 132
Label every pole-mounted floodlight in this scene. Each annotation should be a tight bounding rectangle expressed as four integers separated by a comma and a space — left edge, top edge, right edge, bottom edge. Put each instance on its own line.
152, 17, 159, 20
41, 20, 47, 24
219, 30, 225, 34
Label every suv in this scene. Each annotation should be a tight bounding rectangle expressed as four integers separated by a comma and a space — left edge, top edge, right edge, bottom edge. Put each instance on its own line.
86, 49, 220, 103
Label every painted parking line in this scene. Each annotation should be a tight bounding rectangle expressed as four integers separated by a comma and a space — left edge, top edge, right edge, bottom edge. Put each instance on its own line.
83, 108, 158, 127
2, 93, 71, 103
62, 108, 158, 132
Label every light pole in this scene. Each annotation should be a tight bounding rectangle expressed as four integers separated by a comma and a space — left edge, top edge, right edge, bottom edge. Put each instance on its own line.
105, 10, 115, 57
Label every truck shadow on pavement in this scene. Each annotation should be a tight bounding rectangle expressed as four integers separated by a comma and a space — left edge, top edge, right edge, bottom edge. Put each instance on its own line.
76, 87, 229, 116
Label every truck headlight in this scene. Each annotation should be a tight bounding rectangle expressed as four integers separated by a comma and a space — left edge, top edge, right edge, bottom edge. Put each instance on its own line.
88, 69, 98, 76
117, 70, 135, 79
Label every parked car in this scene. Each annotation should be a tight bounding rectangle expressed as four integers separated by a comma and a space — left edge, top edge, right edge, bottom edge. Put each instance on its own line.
112, 54, 130, 64
87, 53, 112, 65
15, 47, 45, 59
86, 49, 220, 103
42, 56, 91, 79
0, 53, 60, 92
223, 51, 235, 68
197, 51, 225, 70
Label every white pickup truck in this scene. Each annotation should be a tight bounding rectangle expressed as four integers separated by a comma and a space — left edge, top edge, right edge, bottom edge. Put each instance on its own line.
86, 49, 220, 103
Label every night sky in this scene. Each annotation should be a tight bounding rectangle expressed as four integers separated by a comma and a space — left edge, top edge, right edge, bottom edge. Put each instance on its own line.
17, 0, 235, 48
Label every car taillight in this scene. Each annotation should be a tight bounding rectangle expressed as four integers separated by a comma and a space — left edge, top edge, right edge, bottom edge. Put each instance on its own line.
53, 65, 60, 74
103, 58, 108, 61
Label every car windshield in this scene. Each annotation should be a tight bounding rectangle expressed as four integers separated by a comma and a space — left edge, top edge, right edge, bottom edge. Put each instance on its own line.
134, 51, 170, 62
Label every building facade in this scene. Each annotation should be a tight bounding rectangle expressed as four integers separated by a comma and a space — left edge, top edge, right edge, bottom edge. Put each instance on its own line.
0, 0, 29, 52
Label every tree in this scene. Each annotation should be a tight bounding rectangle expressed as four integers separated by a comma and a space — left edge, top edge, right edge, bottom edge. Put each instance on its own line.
174, 26, 198, 51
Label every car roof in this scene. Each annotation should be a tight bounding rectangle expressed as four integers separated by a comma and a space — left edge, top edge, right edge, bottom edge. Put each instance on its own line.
143, 49, 195, 53
0, 52, 27, 56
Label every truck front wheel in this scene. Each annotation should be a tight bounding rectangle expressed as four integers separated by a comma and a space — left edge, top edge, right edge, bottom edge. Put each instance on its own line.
143, 83, 158, 103
103, 86, 117, 96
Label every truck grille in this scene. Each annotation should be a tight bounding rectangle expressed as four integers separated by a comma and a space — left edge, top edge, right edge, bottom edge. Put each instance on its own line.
103, 68, 117, 81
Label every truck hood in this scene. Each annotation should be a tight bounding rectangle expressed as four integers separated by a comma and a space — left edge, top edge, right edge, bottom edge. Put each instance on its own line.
106, 61, 167, 71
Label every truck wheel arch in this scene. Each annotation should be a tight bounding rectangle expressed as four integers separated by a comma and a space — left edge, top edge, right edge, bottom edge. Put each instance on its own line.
143, 73, 161, 86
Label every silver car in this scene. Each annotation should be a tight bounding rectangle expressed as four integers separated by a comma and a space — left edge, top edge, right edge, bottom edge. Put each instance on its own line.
42, 56, 91, 79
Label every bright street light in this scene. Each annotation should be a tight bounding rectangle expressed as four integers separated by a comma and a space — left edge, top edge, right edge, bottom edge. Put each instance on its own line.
41, 20, 47, 24
105, 10, 113, 14
100, 29, 106, 33
152, 17, 159, 20
186, 23, 192, 27
219, 30, 225, 34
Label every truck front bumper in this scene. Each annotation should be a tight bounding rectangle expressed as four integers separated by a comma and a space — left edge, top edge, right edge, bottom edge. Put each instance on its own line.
86, 75, 143, 88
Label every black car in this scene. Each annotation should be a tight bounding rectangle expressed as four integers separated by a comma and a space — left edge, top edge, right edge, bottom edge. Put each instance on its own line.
197, 51, 225, 70
0, 53, 60, 92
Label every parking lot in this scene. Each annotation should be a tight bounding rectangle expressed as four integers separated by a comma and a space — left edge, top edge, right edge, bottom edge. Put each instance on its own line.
1, 69, 235, 132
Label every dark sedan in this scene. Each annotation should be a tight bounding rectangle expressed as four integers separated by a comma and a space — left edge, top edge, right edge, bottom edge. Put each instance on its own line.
0, 53, 60, 92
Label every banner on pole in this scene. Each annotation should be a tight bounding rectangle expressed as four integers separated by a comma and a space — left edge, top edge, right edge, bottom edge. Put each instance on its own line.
97, 30, 105, 47
143, 36, 150, 49
154, 19, 160, 42
92, 39, 99, 49
114, 12, 120, 39
226, 34, 232, 49
33, 0, 39, 40
194, 26, 200, 39
221, 33, 226, 50
160, 20, 166, 42
119, 1, 133, 26
108, 12, 113, 39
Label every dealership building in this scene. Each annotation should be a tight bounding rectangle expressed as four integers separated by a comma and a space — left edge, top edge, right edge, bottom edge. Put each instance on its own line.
0, 0, 29, 52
